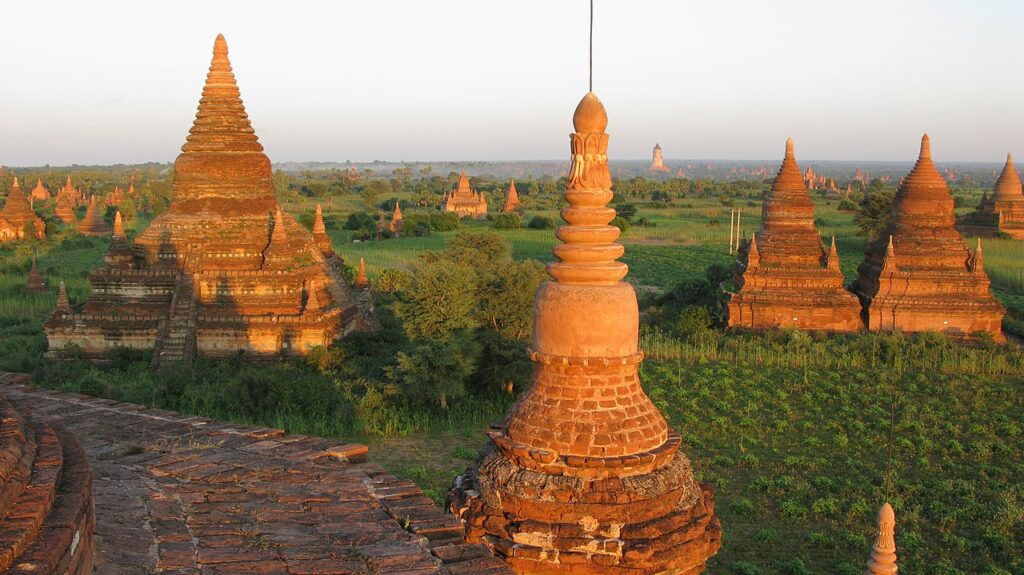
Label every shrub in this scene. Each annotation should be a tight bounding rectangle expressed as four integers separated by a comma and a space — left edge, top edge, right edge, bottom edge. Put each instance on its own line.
491, 213, 521, 230
610, 216, 630, 231
528, 215, 555, 229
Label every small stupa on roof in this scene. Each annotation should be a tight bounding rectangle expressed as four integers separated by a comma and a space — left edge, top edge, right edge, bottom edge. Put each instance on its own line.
0, 177, 46, 241
78, 195, 112, 236
442, 171, 487, 219
852, 135, 1005, 341
958, 153, 1024, 238
727, 138, 862, 331
500, 180, 521, 212
354, 257, 369, 289
46, 34, 363, 363
449, 92, 721, 574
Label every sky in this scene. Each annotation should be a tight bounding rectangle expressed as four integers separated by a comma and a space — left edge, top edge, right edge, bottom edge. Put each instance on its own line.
1, 1, 1021, 166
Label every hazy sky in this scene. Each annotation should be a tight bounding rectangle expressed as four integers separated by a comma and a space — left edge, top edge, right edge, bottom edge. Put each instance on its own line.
1, 1, 1021, 165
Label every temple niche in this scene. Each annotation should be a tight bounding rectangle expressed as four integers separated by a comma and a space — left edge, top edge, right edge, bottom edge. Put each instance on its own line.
726, 139, 862, 331
45, 34, 362, 364
449, 93, 721, 574
958, 153, 1024, 238
852, 135, 1005, 341
441, 171, 487, 218
0, 177, 46, 241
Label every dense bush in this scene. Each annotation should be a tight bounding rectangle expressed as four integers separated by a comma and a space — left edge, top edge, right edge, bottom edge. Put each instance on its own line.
527, 215, 555, 229
490, 212, 521, 230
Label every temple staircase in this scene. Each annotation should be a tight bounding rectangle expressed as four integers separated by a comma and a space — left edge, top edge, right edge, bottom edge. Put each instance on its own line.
151, 274, 197, 368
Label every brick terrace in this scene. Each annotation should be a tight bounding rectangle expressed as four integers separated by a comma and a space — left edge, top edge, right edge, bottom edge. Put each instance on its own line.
0, 373, 509, 575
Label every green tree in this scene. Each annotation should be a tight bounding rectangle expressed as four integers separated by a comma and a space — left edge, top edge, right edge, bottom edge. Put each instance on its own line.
393, 263, 478, 340
389, 337, 479, 410
854, 190, 895, 238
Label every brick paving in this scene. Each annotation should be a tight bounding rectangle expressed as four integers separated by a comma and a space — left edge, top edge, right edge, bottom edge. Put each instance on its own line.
0, 373, 510, 575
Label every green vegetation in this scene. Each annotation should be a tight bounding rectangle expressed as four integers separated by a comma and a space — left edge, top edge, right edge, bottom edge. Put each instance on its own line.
0, 169, 1021, 573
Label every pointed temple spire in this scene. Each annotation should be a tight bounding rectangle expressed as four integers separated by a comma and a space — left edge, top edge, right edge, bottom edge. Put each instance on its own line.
271, 208, 287, 242
2, 175, 46, 240
827, 235, 841, 271
304, 279, 320, 314
26, 257, 46, 292
854, 135, 1005, 340
992, 152, 1022, 201
30, 178, 49, 202
311, 204, 335, 256
313, 204, 327, 234
501, 179, 522, 212
354, 258, 369, 289
450, 92, 721, 574
727, 138, 861, 331
54, 281, 71, 315
866, 503, 898, 575
113, 211, 125, 239
78, 195, 112, 236
958, 152, 1024, 238
442, 170, 488, 219
388, 201, 404, 237
171, 33, 276, 215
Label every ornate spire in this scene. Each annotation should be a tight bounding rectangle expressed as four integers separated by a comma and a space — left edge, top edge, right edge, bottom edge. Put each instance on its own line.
354, 258, 369, 289
897, 134, 950, 202
550, 92, 624, 286
271, 208, 287, 242
992, 153, 1022, 201
79, 195, 111, 236
502, 180, 521, 212
393, 201, 403, 221
866, 502, 898, 575
881, 235, 896, 272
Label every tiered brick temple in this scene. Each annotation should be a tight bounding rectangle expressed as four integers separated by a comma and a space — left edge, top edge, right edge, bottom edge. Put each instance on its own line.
0, 373, 94, 574
449, 93, 721, 574
726, 139, 862, 331
852, 135, 1005, 341
958, 153, 1024, 238
501, 180, 522, 212
389, 201, 404, 237
651, 142, 670, 172
442, 172, 488, 218
0, 177, 46, 241
45, 34, 362, 362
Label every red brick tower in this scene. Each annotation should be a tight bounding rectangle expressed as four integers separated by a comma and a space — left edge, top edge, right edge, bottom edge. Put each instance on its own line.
449, 93, 721, 574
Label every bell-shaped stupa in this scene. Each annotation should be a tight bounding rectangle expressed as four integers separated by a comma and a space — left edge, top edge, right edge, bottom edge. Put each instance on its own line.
958, 153, 1024, 238
449, 92, 721, 574
727, 138, 862, 331
852, 135, 1005, 341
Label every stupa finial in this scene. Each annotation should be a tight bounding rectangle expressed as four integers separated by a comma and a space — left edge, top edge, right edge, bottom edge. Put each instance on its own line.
919, 133, 931, 160
866, 502, 898, 575
113, 211, 125, 238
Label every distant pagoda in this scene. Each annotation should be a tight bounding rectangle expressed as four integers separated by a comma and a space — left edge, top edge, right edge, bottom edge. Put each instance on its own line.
727, 139, 862, 331
30, 178, 50, 202
46, 34, 363, 363
78, 195, 112, 236
0, 177, 45, 241
501, 180, 521, 212
388, 201, 404, 237
958, 153, 1024, 238
54, 176, 80, 223
650, 142, 670, 172
449, 93, 721, 574
441, 171, 487, 219
26, 257, 46, 292
852, 135, 1005, 341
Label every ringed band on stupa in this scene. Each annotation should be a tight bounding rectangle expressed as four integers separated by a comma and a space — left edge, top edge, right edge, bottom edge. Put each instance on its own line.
44, 34, 365, 362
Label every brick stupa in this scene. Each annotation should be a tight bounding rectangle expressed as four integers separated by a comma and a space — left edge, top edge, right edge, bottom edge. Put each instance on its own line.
389, 201, 404, 237
78, 195, 111, 236
30, 178, 50, 202
727, 139, 862, 331
651, 142, 670, 172
442, 172, 488, 219
852, 135, 1005, 341
0, 177, 46, 241
46, 34, 361, 362
958, 153, 1024, 238
501, 180, 522, 212
449, 93, 721, 574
